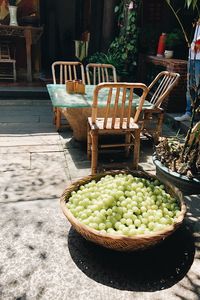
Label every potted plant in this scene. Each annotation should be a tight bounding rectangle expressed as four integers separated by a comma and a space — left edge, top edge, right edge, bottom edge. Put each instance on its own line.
87, 51, 127, 80
153, 0, 200, 194
108, 1, 139, 81
164, 29, 183, 58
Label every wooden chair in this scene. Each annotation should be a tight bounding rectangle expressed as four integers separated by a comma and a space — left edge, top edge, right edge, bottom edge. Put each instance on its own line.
0, 43, 16, 82
51, 61, 85, 130
86, 63, 117, 85
87, 82, 149, 175
140, 71, 180, 142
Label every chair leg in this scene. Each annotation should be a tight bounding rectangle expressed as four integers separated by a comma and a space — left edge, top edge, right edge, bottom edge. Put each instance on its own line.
142, 111, 151, 136
87, 123, 92, 159
53, 108, 56, 125
56, 108, 61, 130
132, 129, 141, 170
13, 62, 16, 82
125, 132, 131, 157
154, 112, 164, 143
91, 130, 98, 175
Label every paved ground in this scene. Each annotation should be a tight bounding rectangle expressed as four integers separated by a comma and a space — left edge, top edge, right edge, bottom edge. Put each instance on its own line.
0, 98, 199, 300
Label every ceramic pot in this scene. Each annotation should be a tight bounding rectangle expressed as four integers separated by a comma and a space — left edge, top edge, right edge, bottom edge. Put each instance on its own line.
9, 5, 18, 26
164, 50, 173, 59
153, 155, 200, 195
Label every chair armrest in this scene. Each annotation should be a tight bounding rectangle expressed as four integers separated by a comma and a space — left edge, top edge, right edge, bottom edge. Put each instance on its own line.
140, 107, 164, 122
143, 107, 164, 115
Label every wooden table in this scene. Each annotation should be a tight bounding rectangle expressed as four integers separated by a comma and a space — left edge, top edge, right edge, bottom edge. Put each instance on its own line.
0, 25, 43, 82
47, 84, 152, 141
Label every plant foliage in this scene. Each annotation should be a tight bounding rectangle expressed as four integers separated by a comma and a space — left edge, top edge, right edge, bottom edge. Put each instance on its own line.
87, 51, 127, 77
166, 0, 198, 10
165, 0, 199, 46
165, 29, 184, 50
155, 1, 200, 179
108, 0, 139, 78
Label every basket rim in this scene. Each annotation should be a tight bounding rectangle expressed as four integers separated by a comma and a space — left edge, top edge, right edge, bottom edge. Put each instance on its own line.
60, 170, 186, 241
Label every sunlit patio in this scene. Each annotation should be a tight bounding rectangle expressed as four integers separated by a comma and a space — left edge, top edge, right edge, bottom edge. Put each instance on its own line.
0, 94, 199, 299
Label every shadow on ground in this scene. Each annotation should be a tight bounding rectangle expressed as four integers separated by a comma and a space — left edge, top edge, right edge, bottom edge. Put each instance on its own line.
68, 224, 195, 292
61, 133, 154, 172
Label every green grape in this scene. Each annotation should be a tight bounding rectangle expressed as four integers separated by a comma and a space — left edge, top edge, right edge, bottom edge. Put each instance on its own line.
66, 174, 181, 236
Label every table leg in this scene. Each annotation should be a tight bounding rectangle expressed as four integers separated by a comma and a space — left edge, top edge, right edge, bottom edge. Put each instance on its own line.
56, 108, 61, 130
24, 28, 32, 82
62, 108, 91, 141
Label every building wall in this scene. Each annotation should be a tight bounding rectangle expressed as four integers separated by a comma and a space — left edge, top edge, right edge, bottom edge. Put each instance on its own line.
40, 0, 118, 74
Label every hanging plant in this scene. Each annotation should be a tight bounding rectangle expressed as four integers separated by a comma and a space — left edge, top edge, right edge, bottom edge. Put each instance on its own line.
108, 0, 139, 78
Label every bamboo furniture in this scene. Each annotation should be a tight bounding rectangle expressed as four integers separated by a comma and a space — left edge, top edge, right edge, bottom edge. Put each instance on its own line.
47, 84, 153, 141
138, 55, 187, 113
0, 43, 16, 82
87, 82, 149, 175
60, 170, 186, 251
140, 71, 180, 142
51, 61, 86, 130
86, 63, 117, 85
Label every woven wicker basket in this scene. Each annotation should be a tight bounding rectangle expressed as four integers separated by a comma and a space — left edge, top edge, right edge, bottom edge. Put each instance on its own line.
60, 170, 186, 252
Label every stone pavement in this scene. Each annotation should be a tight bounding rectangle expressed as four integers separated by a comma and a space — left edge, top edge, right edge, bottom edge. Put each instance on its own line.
0, 98, 199, 300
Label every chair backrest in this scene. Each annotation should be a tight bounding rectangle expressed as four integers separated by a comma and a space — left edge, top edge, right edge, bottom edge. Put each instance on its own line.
92, 82, 149, 129
51, 61, 85, 84
86, 63, 117, 85
0, 43, 11, 60
148, 71, 180, 108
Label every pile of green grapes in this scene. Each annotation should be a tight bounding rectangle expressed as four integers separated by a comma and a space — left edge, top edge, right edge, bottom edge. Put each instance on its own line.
66, 174, 181, 236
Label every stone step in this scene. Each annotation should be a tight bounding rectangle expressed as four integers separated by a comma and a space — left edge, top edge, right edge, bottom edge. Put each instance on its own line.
0, 99, 51, 106
0, 86, 49, 99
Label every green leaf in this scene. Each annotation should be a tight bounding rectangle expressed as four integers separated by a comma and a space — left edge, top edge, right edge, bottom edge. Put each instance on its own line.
122, 53, 127, 60
192, 0, 197, 9
114, 6, 119, 13
186, 0, 193, 8
167, 0, 197, 9
185, 0, 197, 9
127, 45, 134, 50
